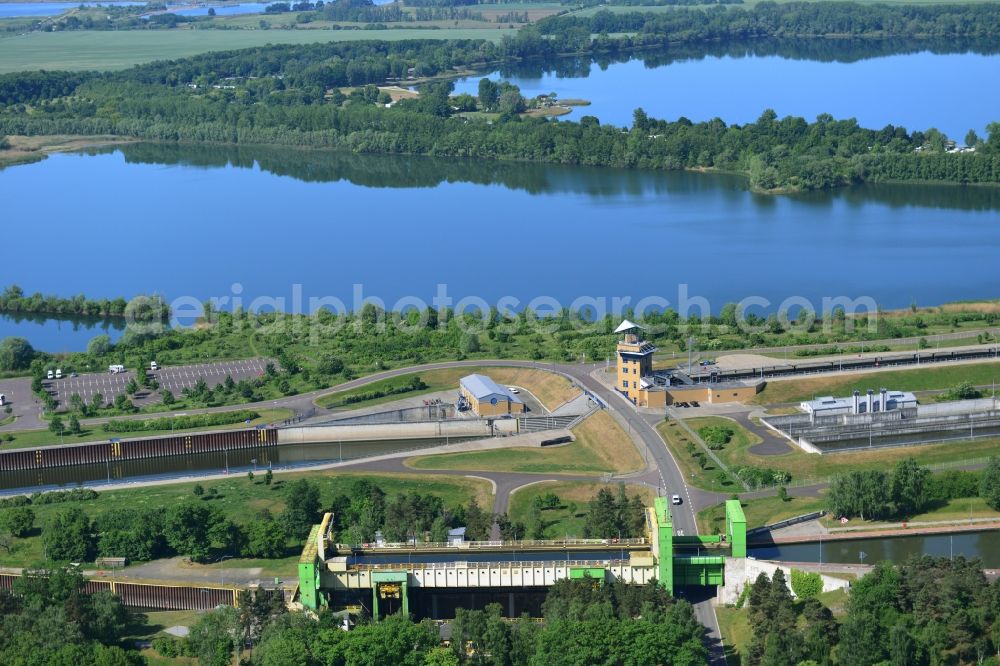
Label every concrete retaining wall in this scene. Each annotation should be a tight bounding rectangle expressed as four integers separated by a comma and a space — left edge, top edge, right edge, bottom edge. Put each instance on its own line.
278, 420, 497, 444
717, 558, 850, 605
328, 403, 455, 425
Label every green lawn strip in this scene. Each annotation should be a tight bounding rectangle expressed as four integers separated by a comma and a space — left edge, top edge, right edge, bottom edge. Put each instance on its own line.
753, 360, 1000, 405
715, 606, 751, 666
0, 29, 516, 73
0, 408, 293, 450
0, 471, 490, 569
656, 419, 742, 492
125, 609, 205, 641
700, 494, 1000, 534
406, 444, 610, 475
698, 494, 827, 534
315, 370, 462, 409
713, 427, 1000, 487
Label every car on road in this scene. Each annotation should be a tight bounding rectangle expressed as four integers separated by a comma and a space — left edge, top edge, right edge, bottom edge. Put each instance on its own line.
507, 387, 519, 394
672, 494, 682, 505
700, 360, 716, 366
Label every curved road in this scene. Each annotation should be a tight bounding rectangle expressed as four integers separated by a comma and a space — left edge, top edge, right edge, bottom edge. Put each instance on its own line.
7, 357, 726, 662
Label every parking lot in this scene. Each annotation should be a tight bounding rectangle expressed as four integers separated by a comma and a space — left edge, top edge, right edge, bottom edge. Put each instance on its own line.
0, 358, 271, 429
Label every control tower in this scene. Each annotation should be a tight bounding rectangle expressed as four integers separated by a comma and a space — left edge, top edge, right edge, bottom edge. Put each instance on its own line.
615, 320, 656, 405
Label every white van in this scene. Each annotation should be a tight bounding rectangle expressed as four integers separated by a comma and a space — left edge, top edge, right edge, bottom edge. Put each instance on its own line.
55, 369, 62, 379
47, 370, 54, 380
0, 393, 6, 406
108, 364, 125, 374
150, 361, 158, 371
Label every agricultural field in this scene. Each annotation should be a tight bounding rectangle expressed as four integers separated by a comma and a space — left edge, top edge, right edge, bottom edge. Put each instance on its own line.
0, 27, 516, 73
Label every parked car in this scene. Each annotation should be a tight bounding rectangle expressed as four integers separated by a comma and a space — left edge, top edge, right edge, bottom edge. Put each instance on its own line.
690, 401, 700, 408
47, 370, 54, 380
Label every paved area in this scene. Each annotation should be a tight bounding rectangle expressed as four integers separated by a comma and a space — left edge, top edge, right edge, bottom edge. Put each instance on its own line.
731, 412, 793, 456
0, 359, 271, 431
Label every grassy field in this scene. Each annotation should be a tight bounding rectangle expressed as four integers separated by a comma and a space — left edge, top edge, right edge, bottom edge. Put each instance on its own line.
660, 414, 1000, 490
716, 605, 751, 666
699, 492, 1000, 533
753, 360, 1000, 405
0, 408, 293, 450
407, 409, 644, 475
0, 28, 516, 72
316, 366, 580, 412
0, 470, 491, 568
508, 480, 655, 539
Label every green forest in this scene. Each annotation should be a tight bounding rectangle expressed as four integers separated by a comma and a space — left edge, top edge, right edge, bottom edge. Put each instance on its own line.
2, 3, 1000, 191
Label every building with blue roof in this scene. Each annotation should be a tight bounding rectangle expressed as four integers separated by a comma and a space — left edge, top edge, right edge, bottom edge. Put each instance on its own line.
459, 374, 526, 417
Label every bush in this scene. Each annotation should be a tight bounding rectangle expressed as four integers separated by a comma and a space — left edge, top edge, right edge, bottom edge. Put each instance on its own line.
790, 569, 823, 599
340, 376, 428, 405
734, 466, 791, 489
103, 409, 259, 433
698, 425, 735, 449
30, 488, 99, 505
152, 637, 182, 658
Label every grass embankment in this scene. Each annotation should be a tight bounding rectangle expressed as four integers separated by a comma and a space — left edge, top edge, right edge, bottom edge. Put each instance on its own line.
699, 492, 999, 534
0, 29, 517, 73
753, 360, 1000, 405
0, 408, 293, 451
0, 471, 491, 569
665, 414, 1000, 491
407, 409, 643, 475
508, 481, 655, 539
316, 366, 580, 412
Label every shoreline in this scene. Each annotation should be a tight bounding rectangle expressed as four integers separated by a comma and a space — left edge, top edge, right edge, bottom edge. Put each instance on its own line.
0, 134, 133, 170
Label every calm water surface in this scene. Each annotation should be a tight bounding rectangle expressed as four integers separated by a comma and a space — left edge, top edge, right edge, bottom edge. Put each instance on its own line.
0, 1, 146, 17
2, 142, 1000, 351
453, 50, 1000, 140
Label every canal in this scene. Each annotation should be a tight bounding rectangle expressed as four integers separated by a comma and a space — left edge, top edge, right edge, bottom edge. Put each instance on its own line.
0, 437, 466, 492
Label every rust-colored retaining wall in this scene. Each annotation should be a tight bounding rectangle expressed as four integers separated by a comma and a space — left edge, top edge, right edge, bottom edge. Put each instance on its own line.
0, 573, 285, 610
0, 428, 278, 472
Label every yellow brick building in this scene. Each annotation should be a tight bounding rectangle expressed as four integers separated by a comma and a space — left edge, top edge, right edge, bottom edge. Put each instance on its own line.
459, 374, 526, 417
615, 321, 762, 407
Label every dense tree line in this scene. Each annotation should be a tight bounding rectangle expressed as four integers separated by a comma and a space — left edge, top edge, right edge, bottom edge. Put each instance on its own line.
2, 75, 996, 192
0, 284, 169, 321
583, 485, 647, 539
0, 568, 141, 666
231, 578, 708, 665
744, 557, 1000, 665
827, 459, 994, 521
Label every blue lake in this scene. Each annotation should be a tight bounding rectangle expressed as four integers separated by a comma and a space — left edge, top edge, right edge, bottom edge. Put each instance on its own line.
0, 1, 146, 18
0, 313, 125, 352
170, 3, 268, 17
1, 141, 1000, 351
453, 50, 1000, 141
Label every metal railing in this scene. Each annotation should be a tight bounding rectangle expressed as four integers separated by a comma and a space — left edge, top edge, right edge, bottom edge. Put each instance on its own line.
352, 559, 632, 572
340, 537, 647, 551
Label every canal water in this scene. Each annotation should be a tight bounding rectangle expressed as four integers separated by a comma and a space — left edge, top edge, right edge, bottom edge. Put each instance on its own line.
749, 529, 1000, 568
0, 437, 462, 492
